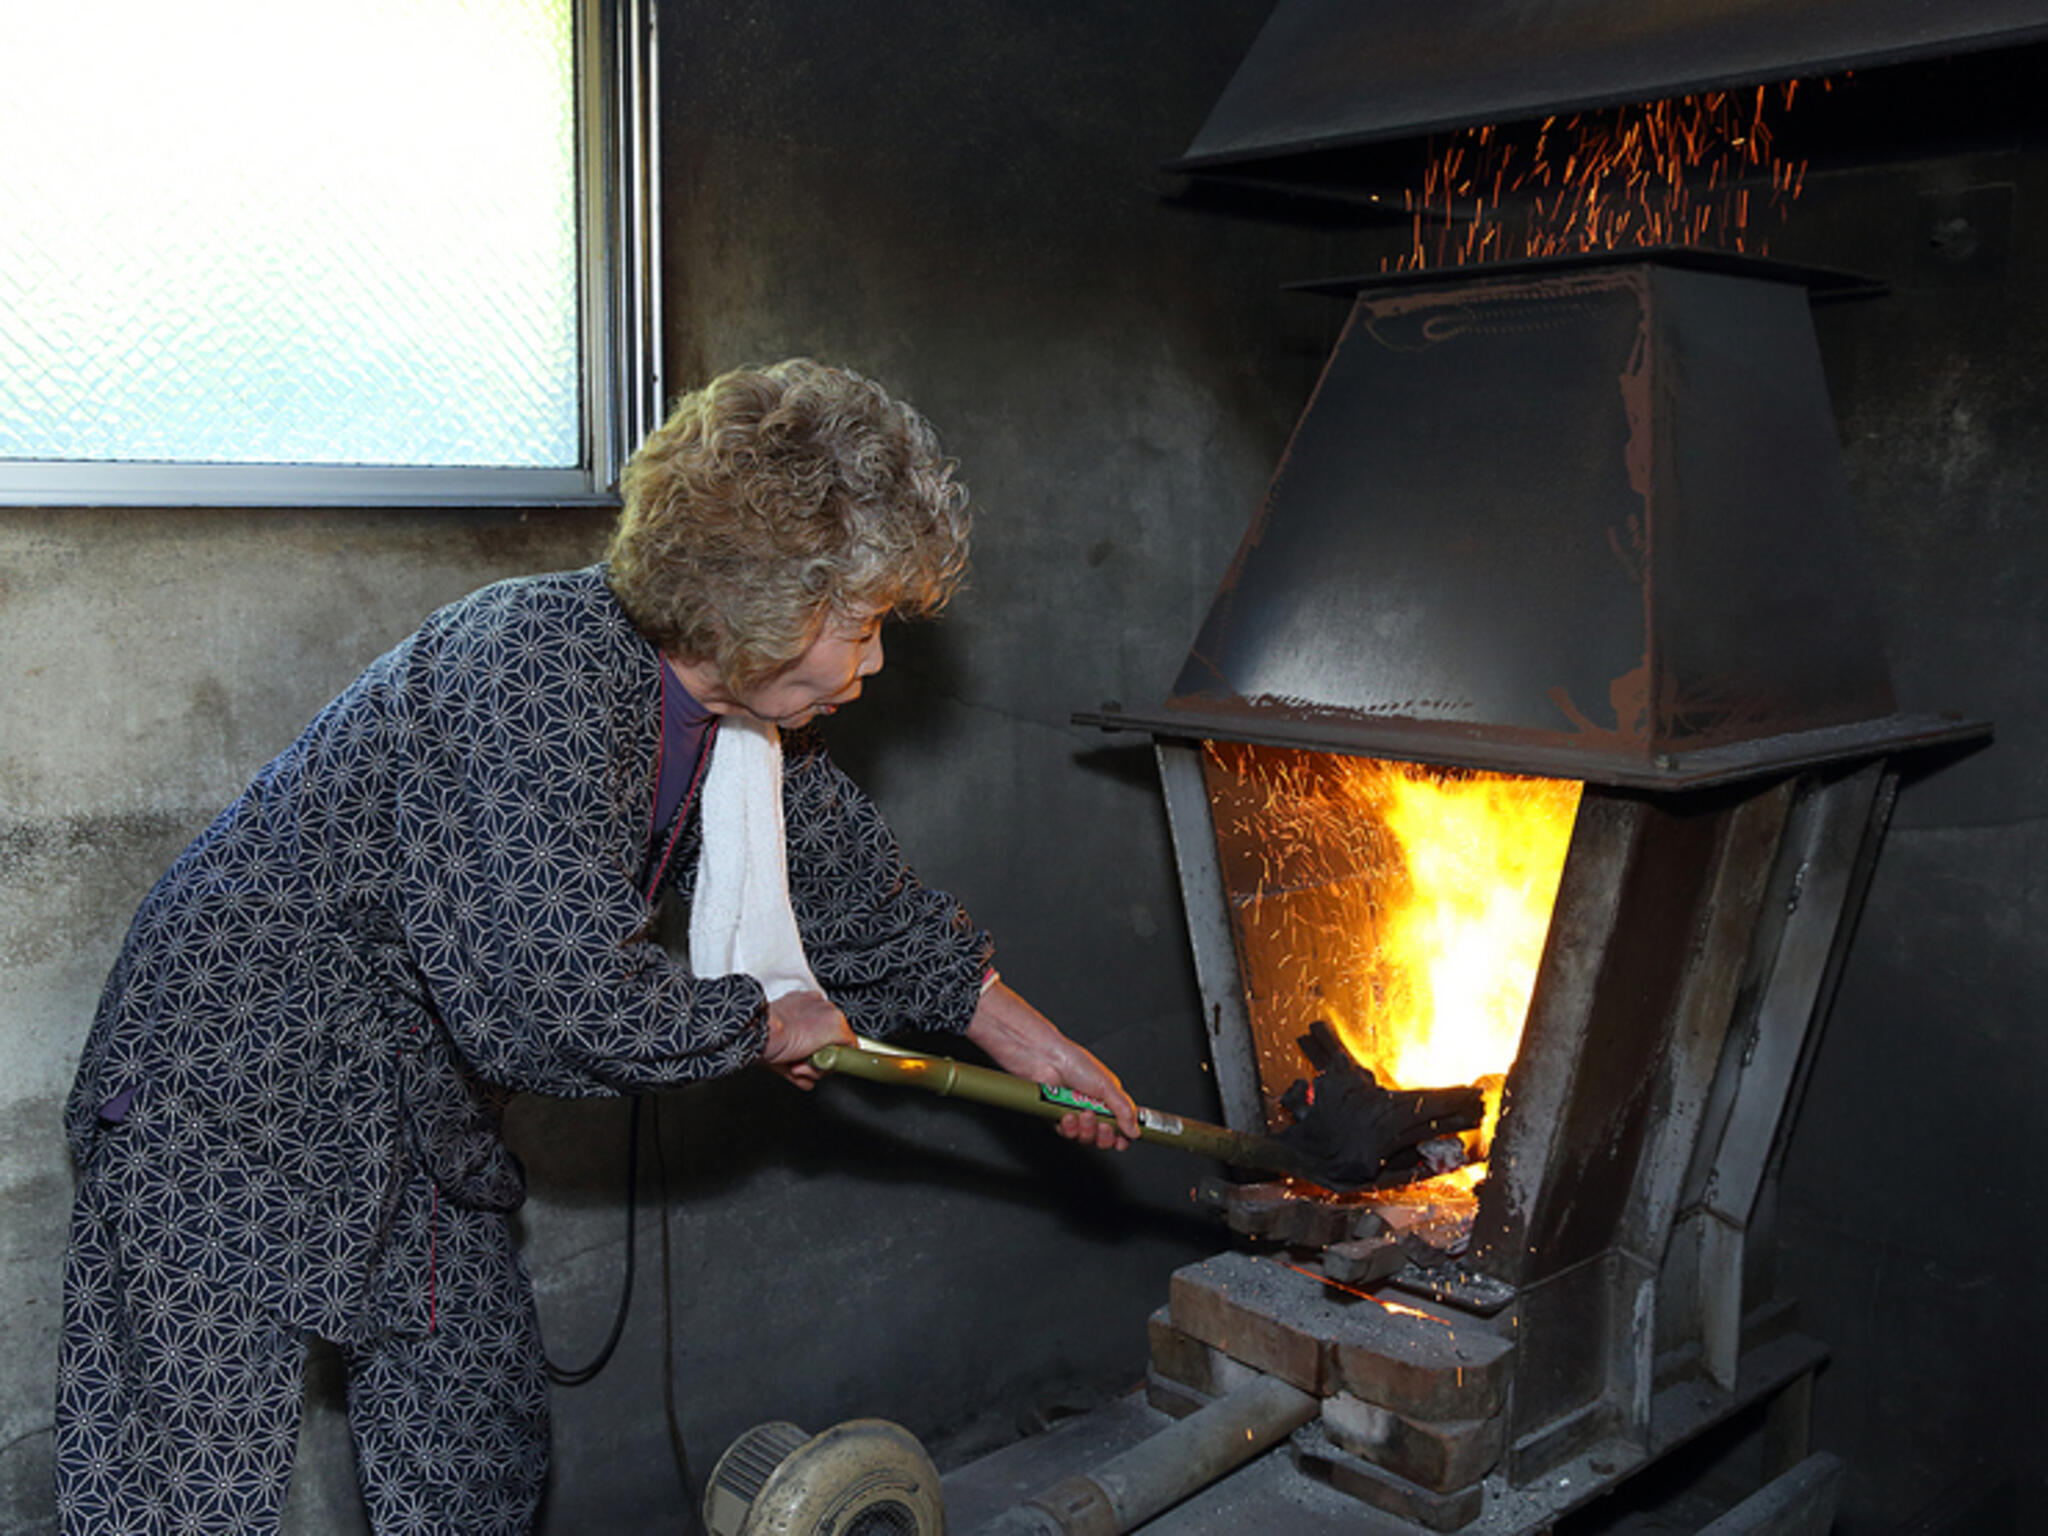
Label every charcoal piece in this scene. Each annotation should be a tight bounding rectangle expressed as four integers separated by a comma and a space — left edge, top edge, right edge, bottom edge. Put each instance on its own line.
1322, 1234, 1408, 1286
1417, 1136, 1468, 1175
1275, 1021, 1485, 1187
1221, 1181, 1294, 1240
1397, 1232, 1458, 1270
1223, 1181, 1382, 1248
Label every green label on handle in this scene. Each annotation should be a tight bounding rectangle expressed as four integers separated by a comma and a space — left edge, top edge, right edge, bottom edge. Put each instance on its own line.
1040, 1084, 1111, 1115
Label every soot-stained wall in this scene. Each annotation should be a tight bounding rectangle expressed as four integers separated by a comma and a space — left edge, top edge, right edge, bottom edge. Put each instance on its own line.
1764, 116, 2048, 1532
0, 3, 1333, 1532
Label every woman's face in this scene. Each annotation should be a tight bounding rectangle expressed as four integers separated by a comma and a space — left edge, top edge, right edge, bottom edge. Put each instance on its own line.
734, 606, 887, 729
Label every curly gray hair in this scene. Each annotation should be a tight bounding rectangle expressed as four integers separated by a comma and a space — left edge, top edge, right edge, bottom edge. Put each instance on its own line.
607, 359, 971, 692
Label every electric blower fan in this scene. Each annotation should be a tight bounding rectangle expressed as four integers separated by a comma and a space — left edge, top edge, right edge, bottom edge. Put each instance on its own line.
704, 1418, 945, 1536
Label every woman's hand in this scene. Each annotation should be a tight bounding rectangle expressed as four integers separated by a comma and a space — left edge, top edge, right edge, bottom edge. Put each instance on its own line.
965, 980, 1139, 1150
763, 990, 856, 1089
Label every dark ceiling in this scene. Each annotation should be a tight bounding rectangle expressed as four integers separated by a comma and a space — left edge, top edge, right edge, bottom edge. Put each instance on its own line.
1178, 0, 2048, 171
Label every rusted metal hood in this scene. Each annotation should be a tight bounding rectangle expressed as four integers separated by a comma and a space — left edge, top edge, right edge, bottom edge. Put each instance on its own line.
1083, 253, 1982, 787
1177, 0, 2048, 169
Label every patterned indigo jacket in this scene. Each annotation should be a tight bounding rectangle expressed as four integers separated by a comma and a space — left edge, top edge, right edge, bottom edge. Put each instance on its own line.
64, 567, 992, 1341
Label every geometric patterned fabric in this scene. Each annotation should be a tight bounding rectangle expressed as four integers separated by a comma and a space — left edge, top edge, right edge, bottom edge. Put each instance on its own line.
57, 1171, 549, 1535
58, 567, 992, 1532
0, 0, 579, 468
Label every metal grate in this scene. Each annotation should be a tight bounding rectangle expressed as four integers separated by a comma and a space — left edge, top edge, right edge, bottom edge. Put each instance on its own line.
710, 1421, 809, 1506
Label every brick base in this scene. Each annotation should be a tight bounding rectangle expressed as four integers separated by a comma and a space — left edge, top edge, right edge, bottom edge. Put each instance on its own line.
1322, 1391, 1503, 1492
1295, 1421, 1485, 1532
1168, 1251, 1514, 1419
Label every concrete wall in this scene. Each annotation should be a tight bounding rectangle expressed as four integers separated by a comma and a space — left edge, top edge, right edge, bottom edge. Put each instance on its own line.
0, 3, 1330, 1530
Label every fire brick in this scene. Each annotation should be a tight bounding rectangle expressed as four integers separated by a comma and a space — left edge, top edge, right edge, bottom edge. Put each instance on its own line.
1295, 1421, 1485, 1532
1147, 1307, 1270, 1405
1144, 1370, 1211, 1420
1169, 1252, 1513, 1421
1321, 1391, 1504, 1492
1330, 1294, 1512, 1422
1148, 1306, 1219, 1395
1167, 1253, 1332, 1392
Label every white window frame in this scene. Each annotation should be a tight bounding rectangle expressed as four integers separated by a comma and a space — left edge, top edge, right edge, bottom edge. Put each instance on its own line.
0, 0, 660, 509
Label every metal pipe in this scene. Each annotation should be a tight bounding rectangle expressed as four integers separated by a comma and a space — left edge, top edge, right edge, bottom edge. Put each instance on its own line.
809, 1042, 1309, 1180
972, 1374, 1319, 1536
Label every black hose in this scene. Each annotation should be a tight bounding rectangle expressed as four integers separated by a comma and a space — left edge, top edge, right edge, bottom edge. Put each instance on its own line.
544, 1096, 640, 1387
535, 1091, 704, 1536
652, 1096, 706, 1536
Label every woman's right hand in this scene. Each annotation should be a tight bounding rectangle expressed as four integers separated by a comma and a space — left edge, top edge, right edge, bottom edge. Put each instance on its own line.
762, 990, 856, 1089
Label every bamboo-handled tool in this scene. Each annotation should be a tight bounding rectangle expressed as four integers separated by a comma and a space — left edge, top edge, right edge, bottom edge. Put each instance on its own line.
808, 1038, 1318, 1182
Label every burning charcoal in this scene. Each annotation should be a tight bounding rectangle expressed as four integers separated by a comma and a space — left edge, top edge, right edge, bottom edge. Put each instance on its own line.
1375, 1201, 1474, 1265
1321, 1233, 1408, 1287
1221, 1181, 1293, 1240
1274, 1021, 1486, 1187
1223, 1179, 1382, 1248
1346, 1208, 1391, 1244
1417, 1136, 1467, 1176
1278, 1194, 1375, 1249
1396, 1232, 1459, 1270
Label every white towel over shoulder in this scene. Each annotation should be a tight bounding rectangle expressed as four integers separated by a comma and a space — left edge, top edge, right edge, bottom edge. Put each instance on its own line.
686, 716, 822, 1002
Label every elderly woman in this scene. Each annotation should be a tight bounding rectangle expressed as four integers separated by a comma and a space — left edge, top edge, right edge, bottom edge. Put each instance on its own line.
57, 360, 1138, 1536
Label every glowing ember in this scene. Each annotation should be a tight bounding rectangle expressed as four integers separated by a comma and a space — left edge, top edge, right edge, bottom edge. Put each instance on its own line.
1385, 79, 1835, 271
1202, 745, 1582, 1161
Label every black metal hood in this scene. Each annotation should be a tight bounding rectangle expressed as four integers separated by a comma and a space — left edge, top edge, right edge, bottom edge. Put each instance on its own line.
1081, 252, 1983, 788
1177, 0, 2048, 169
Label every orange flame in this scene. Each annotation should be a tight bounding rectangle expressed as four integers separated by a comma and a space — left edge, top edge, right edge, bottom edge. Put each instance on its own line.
1385, 77, 1835, 272
1203, 745, 1582, 1160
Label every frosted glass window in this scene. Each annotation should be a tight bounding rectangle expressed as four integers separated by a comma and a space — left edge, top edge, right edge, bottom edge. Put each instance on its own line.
0, 0, 657, 502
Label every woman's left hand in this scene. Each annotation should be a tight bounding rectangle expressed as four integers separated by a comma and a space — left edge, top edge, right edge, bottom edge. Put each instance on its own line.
964, 980, 1139, 1150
